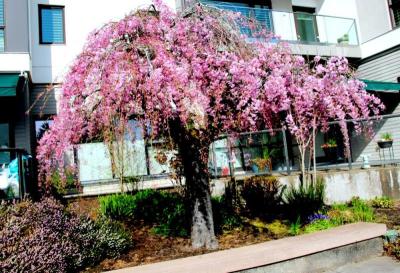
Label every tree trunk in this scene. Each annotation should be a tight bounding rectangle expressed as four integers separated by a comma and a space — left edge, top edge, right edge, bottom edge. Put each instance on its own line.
169, 120, 218, 250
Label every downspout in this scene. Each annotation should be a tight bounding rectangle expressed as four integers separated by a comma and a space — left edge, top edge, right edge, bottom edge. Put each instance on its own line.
27, 0, 32, 67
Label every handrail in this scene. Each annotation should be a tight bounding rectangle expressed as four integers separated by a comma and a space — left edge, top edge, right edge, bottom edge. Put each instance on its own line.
200, 1, 357, 21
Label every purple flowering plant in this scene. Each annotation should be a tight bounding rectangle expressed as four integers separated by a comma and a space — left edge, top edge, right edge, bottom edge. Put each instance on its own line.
307, 213, 329, 223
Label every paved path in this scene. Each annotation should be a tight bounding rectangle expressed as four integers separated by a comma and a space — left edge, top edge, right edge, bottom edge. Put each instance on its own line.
324, 256, 400, 273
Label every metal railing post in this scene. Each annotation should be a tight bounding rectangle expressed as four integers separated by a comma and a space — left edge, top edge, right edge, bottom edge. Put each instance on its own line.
282, 128, 291, 175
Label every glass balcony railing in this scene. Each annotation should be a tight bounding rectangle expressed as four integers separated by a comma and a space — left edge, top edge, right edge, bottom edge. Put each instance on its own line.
201, 1, 359, 45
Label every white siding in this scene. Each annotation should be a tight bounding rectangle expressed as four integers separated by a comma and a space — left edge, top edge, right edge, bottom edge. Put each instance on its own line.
30, 0, 178, 83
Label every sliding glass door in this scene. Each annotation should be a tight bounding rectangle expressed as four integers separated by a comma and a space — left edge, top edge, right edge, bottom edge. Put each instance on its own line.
0, 123, 10, 164
293, 6, 318, 43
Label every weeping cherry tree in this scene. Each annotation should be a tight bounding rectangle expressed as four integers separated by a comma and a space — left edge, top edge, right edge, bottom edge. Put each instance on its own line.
37, 1, 382, 249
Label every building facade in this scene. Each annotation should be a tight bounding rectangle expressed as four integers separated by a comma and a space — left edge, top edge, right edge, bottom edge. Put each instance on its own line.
0, 0, 400, 195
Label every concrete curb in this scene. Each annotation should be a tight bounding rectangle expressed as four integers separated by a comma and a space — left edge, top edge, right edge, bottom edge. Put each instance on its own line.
109, 223, 387, 273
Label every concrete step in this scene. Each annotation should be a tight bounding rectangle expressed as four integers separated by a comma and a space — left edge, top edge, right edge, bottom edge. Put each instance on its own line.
323, 256, 400, 273
110, 223, 387, 273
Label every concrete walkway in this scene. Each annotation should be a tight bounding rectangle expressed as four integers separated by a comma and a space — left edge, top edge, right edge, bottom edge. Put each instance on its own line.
324, 256, 400, 273
110, 223, 386, 273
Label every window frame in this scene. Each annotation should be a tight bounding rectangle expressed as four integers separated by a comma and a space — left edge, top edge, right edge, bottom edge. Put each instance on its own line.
388, 0, 400, 28
38, 4, 66, 45
0, 0, 5, 52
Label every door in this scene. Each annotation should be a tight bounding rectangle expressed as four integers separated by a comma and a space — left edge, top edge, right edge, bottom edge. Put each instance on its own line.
293, 6, 319, 43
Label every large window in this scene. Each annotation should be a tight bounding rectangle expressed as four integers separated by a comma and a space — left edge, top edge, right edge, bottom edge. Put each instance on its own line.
39, 5, 65, 44
0, 0, 4, 52
389, 0, 400, 28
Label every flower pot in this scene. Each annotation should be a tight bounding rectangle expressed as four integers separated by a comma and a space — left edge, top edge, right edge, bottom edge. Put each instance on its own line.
251, 164, 267, 173
323, 146, 337, 163
377, 140, 393, 149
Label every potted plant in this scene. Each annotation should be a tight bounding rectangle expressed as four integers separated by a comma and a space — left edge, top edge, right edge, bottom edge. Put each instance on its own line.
321, 138, 338, 162
250, 147, 276, 173
337, 34, 349, 44
250, 158, 270, 173
377, 132, 393, 148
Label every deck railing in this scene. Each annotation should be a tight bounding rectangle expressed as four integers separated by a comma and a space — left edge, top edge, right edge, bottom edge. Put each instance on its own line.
200, 1, 359, 45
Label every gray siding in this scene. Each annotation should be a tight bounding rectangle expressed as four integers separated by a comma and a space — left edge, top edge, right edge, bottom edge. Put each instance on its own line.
353, 48, 400, 163
350, 117, 400, 163
357, 49, 400, 83
4, 0, 29, 52
15, 81, 32, 153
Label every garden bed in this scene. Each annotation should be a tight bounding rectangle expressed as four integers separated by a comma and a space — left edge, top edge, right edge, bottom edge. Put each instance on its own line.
84, 225, 274, 272
3, 176, 399, 273
71, 195, 400, 272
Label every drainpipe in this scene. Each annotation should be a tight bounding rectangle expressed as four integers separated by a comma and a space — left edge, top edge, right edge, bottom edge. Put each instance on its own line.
27, 0, 32, 67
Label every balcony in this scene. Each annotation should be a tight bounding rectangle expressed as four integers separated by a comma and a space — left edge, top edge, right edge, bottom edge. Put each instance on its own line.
0, 53, 30, 72
201, 1, 359, 46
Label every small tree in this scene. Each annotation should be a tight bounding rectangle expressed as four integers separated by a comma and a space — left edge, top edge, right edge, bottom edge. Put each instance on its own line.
284, 56, 383, 182
37, 2, 382, 249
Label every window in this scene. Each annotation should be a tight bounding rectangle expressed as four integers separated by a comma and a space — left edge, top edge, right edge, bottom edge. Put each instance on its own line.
0, 0, 5, 52
35, 119, 54, 142
39, 5, 65, 44
389, 0, 400, 28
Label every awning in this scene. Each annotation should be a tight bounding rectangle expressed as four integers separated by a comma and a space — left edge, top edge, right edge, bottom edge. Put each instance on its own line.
361, 79, 400, 93
0, 73, 20, 97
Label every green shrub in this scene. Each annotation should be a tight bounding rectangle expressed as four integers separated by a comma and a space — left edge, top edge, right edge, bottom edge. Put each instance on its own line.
284, 178, 325, 221
212, 196, 242, 233
99, 193, 136, 220
289, 217, 302, 236
327, 204, 354, 225
267, 220, 289, 238
152, 201, 189, 237
132, 189, 177, 224
304, 219, 336, 233
241, 175, 286, 218
327, 199, 375, 225
99, 190, 190, 237
371, 196, 394, 209
50, 168, 76, 196
351, 198, 374, 222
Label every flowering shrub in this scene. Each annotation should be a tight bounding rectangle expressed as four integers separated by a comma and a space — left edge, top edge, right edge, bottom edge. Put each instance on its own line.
0, 198, 130, 272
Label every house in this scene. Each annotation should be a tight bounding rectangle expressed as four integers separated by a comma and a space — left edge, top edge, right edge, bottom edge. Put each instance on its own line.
0, 0, 399, 196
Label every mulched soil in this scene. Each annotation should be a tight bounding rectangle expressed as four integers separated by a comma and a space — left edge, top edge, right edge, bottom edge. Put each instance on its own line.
374, 201, 400, 230
84, 225, 273, 272
68, 197, 275, 273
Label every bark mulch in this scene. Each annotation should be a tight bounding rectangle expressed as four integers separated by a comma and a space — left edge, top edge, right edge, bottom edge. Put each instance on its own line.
84, 225, 273, 272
